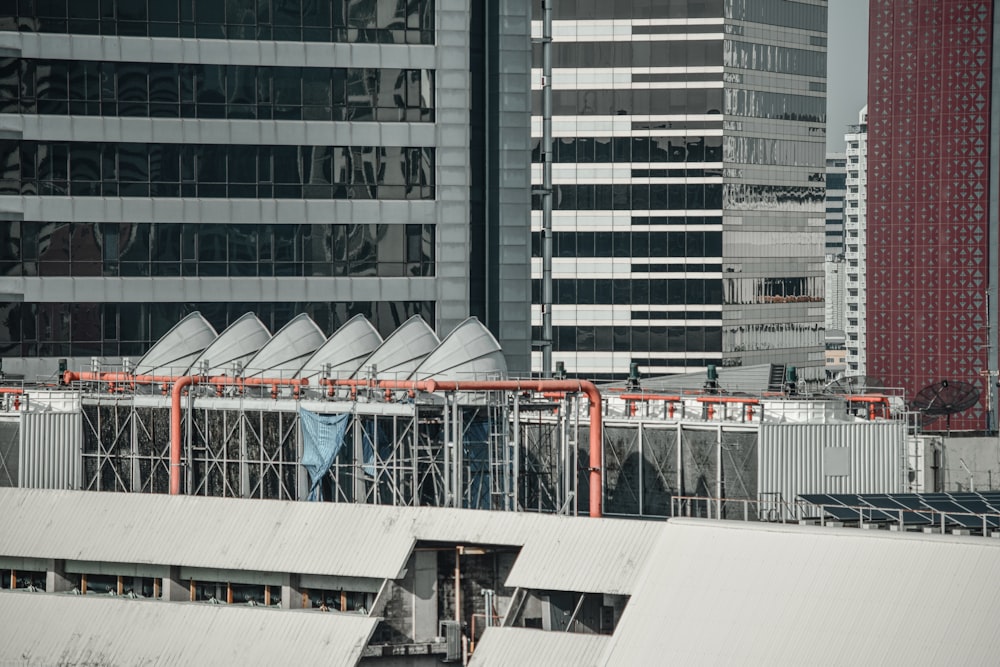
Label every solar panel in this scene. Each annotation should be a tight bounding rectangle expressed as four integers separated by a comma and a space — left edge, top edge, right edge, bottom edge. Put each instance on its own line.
798, 493, 895, 522
796, 492, 1000, 530
922, 499, 987, 529
948, 500, 1000, 528
797, 494, 863, 521
860, 494, 932, 525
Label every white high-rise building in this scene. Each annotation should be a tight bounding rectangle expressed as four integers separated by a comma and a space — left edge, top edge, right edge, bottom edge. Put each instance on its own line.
824, 254, 846, 333
844, 106, 868, 376
824, 153, 846, 254
530, 0, 829, 381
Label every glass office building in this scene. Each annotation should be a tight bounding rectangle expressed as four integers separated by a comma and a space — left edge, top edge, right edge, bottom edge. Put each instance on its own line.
0, 0, 533, 377
530, 0, 828, 380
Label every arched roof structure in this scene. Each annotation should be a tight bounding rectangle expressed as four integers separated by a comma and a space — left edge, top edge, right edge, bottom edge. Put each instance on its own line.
351, 316, 439, 381
188, 313, 271, 377
299, 315, 383, 381
410, 318, 506, 380
133, 312, 217, 377
242, 314, 326, 379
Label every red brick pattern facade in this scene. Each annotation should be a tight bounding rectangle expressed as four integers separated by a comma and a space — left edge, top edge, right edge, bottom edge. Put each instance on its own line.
867, 0, 995, 430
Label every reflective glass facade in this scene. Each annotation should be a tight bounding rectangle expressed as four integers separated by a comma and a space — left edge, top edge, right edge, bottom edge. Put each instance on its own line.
0, 142, 435, 200
0, 59, 435, 122
866, 0, 996, 431
0, 300, 435, 358
1, 0, 434, 43
0, 222, 435, 278
0, 0, 534, 376
530, 0, 827, 379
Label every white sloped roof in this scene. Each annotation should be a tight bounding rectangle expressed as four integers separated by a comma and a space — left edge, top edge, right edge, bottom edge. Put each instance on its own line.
470, 628, 609, 667
599, 519, 1000, 665
0, 489, 658, 596
133, 312, 217, 377
242, 314, 326, 379
0, 592, 377, 667
351, 316, 439, 381
409, 318, 507, 380
188, 313, 272, 377
0, 489, 416, 579
299, 315, 383, 381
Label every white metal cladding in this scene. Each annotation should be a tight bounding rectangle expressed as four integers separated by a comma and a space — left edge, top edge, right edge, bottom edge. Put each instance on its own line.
299, 315, 383, 381
0, 489, 417, 580
503, 517, 662, 595
470, 627, 608, 667
18, 411, 82, 490
188, 313, 272, 377
133, 312, 217, 376
410, 317, 508, 380
758, 422, 905, 508
411, 509, 662, 595
242, 314, 326, 379
600, 519, 1000, 665
0, 591, 377, 667
352, 315, 440, 380
0, 489, 663, 597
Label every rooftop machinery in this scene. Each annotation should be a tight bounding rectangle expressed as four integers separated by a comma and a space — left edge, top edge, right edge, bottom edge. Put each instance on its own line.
3, 312, 910, 520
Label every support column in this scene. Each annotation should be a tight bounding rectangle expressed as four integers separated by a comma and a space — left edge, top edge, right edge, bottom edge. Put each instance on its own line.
45, 559, 73, 593
161, 566, 188, 601
281, 574, 304, 609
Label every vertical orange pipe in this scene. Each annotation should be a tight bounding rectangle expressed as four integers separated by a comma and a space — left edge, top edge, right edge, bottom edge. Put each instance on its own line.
170, 376, 200, 495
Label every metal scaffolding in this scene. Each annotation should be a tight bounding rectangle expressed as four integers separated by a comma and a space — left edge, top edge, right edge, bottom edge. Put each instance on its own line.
75, 386, 584, 514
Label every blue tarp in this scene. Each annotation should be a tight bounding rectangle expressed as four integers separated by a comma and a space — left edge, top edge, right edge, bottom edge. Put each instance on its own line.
464, 419, 491, 509
299, 409, 350, 501
362, 420, 391, 477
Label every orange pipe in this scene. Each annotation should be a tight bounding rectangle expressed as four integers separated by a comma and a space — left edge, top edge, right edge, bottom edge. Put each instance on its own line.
846, 395, 889, 403
170, 376, 200, 495
619, 393, 681, 402
321, 378, 605, 518
319, 377, 374, 397
206, 375, 308, 398
64, 371, 179, 386
65, 370, 307, 494
696, 396, 761, 405
241, 377, 309, 388
0, 388, 24, 394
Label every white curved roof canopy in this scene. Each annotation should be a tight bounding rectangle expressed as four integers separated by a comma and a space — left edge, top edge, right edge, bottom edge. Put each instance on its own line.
188, 313, 271, 377
299, 315, 383, 381
242, 314, 326, 379
410, 318, 507, 380
351, 316, 439, 381
134, 312, 217, 377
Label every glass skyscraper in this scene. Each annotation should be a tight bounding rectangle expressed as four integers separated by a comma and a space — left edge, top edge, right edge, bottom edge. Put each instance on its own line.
530, 0, 828, 381
0, 1, 533, 377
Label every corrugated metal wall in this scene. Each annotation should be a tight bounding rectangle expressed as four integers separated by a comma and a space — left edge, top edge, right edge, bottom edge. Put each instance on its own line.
19, 411, 83, 489
0, 418, 19, 486
758, 422, 905, 517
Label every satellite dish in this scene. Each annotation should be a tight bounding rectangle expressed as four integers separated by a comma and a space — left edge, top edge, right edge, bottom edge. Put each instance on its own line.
823, 374, 885, 395
909, 380, 980, 430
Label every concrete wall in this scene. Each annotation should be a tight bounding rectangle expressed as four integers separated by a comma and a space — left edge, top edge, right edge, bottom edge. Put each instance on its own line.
935, 436, 1000, 493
